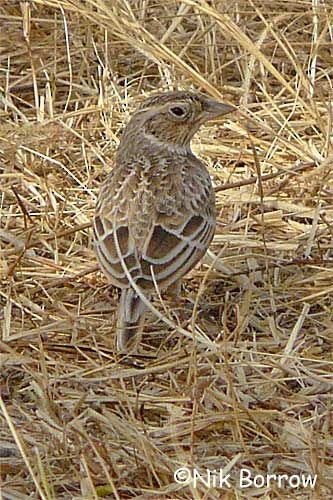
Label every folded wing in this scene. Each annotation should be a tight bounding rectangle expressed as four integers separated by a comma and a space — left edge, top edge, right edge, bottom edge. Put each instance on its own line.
93, 157, 215, 291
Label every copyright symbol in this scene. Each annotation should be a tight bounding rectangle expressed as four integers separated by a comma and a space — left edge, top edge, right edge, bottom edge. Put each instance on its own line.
174, 467, 191, 484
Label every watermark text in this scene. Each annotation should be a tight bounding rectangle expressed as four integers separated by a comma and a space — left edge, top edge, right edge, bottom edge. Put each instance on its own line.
174, 467, 317, 490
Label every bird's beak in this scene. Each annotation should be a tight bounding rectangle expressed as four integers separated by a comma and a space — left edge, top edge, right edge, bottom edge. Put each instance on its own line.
202, 98, 235, 120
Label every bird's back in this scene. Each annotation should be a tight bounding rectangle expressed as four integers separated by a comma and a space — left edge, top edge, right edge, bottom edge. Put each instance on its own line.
93, 146, 215, 291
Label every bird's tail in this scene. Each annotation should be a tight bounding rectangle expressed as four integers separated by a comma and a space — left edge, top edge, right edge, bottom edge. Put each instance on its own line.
116, 288, 146, 352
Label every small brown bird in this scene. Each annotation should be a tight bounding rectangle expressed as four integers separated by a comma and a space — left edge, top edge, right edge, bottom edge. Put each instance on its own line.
94, 90, 234, 351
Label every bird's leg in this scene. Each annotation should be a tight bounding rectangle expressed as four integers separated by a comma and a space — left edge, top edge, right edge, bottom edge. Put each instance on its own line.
165, 280, 181, 297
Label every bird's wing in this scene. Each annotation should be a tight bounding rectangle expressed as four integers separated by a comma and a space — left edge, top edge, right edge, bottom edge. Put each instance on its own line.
93, 156, 215, 290
94, 156, 155, 288
139, 163, 216, 289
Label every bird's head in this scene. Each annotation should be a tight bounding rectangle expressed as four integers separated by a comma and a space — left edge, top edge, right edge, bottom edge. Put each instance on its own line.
120, 91, 234, 152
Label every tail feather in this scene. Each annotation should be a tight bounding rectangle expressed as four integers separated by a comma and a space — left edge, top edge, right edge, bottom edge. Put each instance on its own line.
117, 289, 146, 352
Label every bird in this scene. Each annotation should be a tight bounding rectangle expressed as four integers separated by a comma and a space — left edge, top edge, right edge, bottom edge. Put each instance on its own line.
93, 90, 234, 352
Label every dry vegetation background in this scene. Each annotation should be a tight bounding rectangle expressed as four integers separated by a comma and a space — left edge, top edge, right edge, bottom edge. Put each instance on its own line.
0, 0, 332, 498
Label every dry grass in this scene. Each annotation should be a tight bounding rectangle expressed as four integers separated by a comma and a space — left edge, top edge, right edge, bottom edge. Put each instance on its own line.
1, 0, 332, 498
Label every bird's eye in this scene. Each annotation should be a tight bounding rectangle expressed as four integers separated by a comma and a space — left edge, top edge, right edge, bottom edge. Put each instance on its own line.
170, 106, 185, 116
169, 105, 188, 118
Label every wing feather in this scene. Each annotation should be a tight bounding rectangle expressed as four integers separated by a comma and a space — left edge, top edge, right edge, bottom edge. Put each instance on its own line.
93, 155, 215, 290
